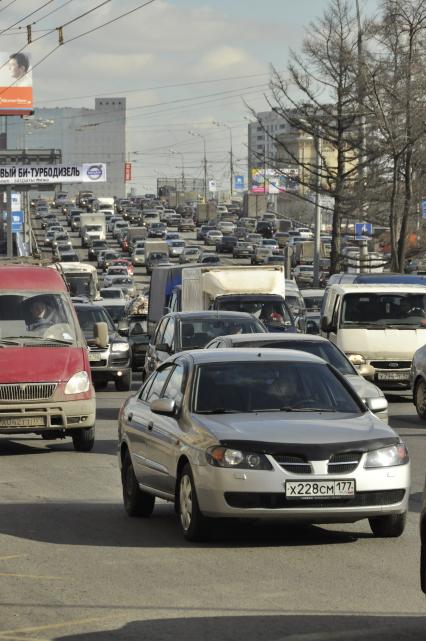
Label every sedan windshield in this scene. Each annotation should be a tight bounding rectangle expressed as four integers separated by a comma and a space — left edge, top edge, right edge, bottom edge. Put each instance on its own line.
194, 362, 361, 414
341, 293, 426, 328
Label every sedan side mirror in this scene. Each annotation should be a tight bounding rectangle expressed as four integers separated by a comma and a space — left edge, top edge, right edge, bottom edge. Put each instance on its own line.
150, 398, 176, 416
365, 397, 388, 414
93, 321, 109, 349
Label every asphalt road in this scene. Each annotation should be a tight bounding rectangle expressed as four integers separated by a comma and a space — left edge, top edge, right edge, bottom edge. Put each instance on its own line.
0, 388, 425, 641
2, 215, 423, 639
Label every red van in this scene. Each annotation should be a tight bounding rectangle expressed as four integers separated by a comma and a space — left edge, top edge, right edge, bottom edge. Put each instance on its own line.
0, 264, 97, 451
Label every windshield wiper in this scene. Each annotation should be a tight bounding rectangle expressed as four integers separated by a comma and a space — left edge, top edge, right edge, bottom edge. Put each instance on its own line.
278, 407, 337, 412
3, 336, 73, 345
196, 408, 242, 414
0, 338, 22, 345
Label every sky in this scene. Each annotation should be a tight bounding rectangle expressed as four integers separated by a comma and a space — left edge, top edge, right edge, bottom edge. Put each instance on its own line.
1, 0, 380, 193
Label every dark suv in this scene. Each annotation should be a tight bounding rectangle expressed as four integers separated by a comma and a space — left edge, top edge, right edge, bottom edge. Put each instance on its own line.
216, 235, 238, 253
74, 302, 132, 391
256, 221, 273, 238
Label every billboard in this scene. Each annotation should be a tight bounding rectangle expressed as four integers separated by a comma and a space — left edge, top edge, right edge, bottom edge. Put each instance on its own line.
0, 163, 107, 184
0, 52, 32, 116
251, 168, 298, 193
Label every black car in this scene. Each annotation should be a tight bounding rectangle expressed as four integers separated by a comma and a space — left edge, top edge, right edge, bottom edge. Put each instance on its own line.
148, 223, 167, 239
256, 221, 273, 238
144, 310, 266, 378
127, 315, 150, 370
88, 239, 108, 261
74, 302, 132, 391
216, 235, 238, 253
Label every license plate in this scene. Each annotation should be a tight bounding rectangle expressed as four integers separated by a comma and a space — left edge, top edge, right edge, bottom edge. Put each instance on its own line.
377, 371, 410, 381
285, 479, 355, 499
89, 352, 104, 362
0, 416, 46, 427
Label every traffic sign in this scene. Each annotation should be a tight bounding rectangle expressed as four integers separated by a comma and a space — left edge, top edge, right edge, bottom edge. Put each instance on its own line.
422, 199, 426, 219
234, 175, 245, 190
355, 222, 373, 237
11, 210, 24, 232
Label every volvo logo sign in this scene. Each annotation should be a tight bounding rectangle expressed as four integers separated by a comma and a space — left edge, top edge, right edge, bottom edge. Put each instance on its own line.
86, 165, 103, 181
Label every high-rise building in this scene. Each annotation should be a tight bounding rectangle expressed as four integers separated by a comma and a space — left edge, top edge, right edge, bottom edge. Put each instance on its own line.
247, 110, 288, 184
5, 97, 126, 197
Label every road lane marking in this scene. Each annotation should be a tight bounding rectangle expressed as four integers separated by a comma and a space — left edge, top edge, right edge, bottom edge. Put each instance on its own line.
0, 555, 22, 562
0, 573, 61, 580
0, 615, 124, 637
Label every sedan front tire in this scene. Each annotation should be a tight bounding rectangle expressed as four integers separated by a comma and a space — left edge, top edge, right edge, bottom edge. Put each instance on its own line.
178, 464, 209, 542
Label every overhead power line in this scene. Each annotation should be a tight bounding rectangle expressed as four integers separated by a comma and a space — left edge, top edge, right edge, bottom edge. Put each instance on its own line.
0, 0, 20, 17
63, 0, 157, 45
41, 70, 278, 104
0, 0, 56, 36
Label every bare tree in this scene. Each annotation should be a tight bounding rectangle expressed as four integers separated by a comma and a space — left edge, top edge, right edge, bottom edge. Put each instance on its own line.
266, 0, 362, 274
365, 0, 426, 271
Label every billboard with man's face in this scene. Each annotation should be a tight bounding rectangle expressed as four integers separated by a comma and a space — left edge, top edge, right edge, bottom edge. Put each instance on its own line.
0, 52, 32, 115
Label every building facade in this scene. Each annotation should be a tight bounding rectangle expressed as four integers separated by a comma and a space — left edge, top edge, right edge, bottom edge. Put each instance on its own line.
5, 98, 126, 197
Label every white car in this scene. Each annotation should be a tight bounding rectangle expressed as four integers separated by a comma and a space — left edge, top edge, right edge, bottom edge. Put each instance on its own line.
205, 229, 223, 246
168, 240, 186, 258
131, 248, 146, 266
103, 266, 129, 287
217, 221, 235, 235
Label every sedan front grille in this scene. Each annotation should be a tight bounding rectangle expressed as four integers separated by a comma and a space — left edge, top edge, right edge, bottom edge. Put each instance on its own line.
327, 452, 362, 474
0, 383, 57, 402
274, 454, 312, 475
224, 490, 406, 509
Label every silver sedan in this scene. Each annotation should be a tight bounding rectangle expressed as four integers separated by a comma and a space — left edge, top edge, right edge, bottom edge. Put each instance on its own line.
118, 349, 409, 542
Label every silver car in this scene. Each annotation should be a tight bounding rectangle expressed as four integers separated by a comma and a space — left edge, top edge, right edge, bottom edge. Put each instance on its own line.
204, 333, 389, 422
118, 349, 409, 542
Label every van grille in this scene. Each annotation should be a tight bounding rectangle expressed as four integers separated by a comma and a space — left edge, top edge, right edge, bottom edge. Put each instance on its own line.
0, 383, 57, 402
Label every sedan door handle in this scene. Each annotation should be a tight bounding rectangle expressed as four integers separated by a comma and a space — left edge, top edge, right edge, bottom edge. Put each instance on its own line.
148, 421, 154, 431
127, 412, 133, 422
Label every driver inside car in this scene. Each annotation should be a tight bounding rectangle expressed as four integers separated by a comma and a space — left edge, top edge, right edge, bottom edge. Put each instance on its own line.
27, 297, 57, 331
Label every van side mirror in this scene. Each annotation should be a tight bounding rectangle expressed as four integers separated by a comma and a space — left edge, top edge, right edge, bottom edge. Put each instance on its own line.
117, 320, 129, 336
321, 316, 330, 333
157, 342, 172, 354
94, 321, 109, 349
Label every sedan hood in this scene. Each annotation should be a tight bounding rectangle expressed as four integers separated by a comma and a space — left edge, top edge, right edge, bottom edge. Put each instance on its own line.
192, 411, 397, 459
344, 374, 384, 400
0, 346, 84, 383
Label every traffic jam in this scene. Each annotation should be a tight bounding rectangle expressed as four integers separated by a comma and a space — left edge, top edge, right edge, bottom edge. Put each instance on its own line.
1, 192, 419, 551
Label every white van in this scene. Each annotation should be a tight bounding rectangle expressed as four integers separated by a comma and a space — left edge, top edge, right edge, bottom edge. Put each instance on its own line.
320, 283, 426, 388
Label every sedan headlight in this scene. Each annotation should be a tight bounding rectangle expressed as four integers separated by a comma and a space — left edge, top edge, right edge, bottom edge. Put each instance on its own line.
206, 446, 272, 470
364, 443, 409, 468
348, 354, 367, 366
64, 371, 90, 395
112, 342, 129, 352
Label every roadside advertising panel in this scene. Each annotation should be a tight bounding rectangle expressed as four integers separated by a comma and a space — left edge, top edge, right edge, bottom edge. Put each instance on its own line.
0, 52, 32, 116
0, 163, 107, 184
251, 168, 297, 194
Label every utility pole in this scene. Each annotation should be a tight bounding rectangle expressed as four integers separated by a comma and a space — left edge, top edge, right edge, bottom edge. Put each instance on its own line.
356, 0, 368, 220
313, 130, 322, 287
6, 185, 12, 258
188, 131, 208, 203
203, 137, 207, 204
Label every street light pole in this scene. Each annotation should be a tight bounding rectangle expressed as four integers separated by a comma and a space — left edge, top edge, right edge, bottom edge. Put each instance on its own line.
313, 130, 322, 288
213, 121, 234, 197
188, 131, 208, 203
